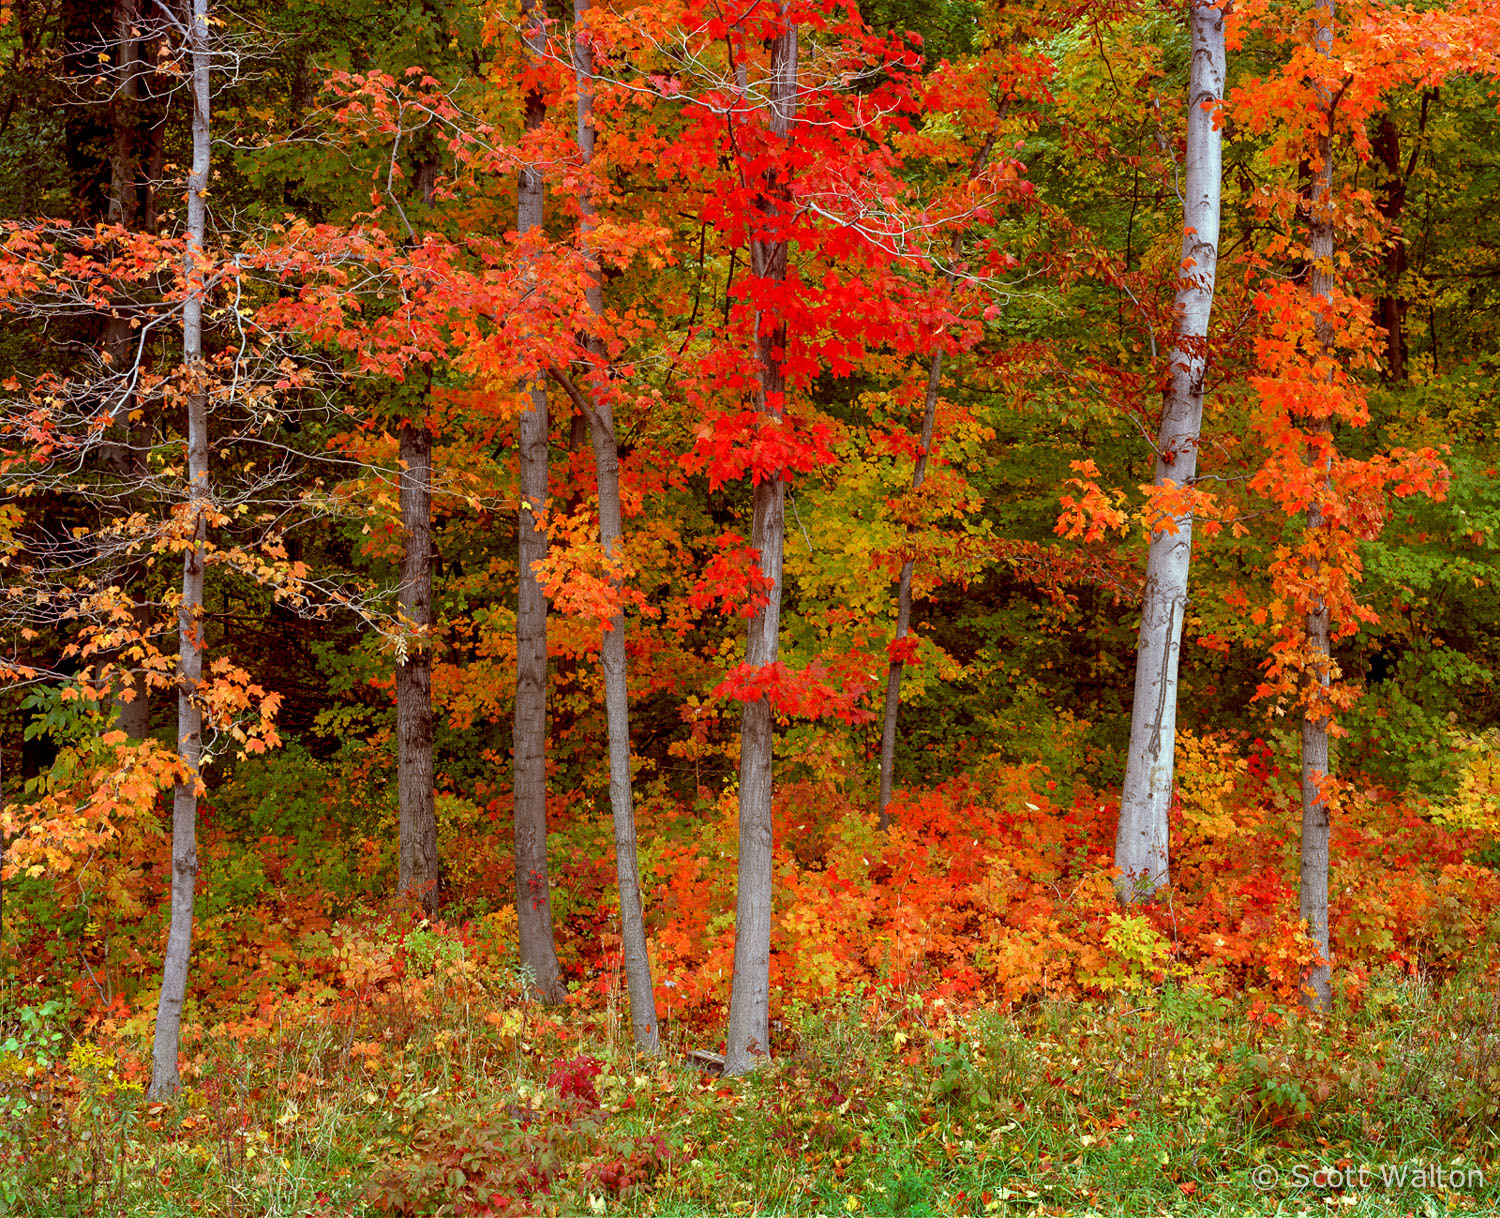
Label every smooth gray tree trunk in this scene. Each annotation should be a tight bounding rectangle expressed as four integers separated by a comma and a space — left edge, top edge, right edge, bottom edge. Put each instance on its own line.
724, 8, 797, 1078
567, 0, 659, 1053
1300, 0, 1337, 1014
513, 0, 566, 1003
876, 130, 998, 830
149, 0, 211, 1099
397, 417, 439, 917
1113, 0, 1226, 903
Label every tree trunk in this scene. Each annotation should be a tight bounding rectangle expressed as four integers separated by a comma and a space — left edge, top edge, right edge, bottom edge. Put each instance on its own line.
107, 0, 142, 229
1299, 0, 1337, 1015
568, 0, 659, 1053
875, 422, 929, 829
724, 8, 797, 1078
1113, 0, 1226, 903
513, 0, 566, 1003
397, 417, 439, 917
1372, 115, 1406, 383
112, 638, 151, 738
149, 0, 211, 1099
1372, 91, 1431, 385
877, 130, 998, 830
104, 0, 152, 740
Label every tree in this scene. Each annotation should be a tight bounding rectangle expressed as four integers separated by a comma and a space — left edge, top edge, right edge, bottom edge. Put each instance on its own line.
543, 0, 660, 1051
876, 127, 998, 830
396, 408, 439, 917
1370, 95, 1433, 385
721, 0, 799, 1079
625, 0, 989, 1068
1113, 0, 1227, 902
1228, 0, 1492, 1009
1296, 0, 1338, 1015
513, 0, 567, 1003
396, 125, 444, 923
150, 0, 213, 1097
99, 0, 168, 741
0, 2, 308, 1098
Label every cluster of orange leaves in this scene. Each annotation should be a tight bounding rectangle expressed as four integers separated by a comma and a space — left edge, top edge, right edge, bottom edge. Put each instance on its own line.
637, 755, 1498, 1029
0, 733, 183, 888
16, 738, 1497, 1039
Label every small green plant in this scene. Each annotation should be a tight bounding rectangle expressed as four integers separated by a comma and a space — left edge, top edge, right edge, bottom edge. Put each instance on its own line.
0, 998, 69, 1070
1079, 913, 1175, 994
928, 1038, 989, 1107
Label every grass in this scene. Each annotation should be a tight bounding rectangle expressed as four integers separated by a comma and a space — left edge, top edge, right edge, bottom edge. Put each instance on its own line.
4, 947, 1500, 1217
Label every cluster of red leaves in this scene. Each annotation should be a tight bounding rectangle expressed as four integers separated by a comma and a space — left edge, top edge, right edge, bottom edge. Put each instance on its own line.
712, 657, 878, 724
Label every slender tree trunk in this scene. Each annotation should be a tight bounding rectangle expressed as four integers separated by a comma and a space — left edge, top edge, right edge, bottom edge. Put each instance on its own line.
1113, 0, 1226, 903
1372, 114, 1407, 383
724, 8, 797, 1078
105, 0, 151, 739
877, 130, 998, 830
107, 0, 142, 230
513, 0, 565, 1003
567, 0, 659, 1053
875, 366, 932, 827
1372, 90, 1432, 384
1299, 0, 1337, 1014
397, 417, 439, 917
149, 0, 211, 1099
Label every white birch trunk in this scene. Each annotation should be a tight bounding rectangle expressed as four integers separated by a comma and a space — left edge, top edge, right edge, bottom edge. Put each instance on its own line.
1114, 0, 1226, 902
149, 0, 211, 1099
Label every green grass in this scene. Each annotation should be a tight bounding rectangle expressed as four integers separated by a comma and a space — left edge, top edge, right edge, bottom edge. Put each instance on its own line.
4, 960, 1499, 1216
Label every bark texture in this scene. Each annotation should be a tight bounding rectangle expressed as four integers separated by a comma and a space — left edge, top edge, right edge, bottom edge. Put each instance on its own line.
397, 418, 439, 917
1114, 0, 1226, 902
569, 0, 659, 1053
724, 8, 797, 1078
513, 0, 566, 1003
1300, 0, 1337, 1014
149, 0, 211, 1099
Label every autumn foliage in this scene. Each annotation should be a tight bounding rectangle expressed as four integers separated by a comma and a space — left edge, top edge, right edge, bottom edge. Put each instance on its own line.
3, 0, 1500, 1207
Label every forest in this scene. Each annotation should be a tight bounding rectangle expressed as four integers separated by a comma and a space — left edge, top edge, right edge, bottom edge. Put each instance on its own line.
1, 0, 1499, 1211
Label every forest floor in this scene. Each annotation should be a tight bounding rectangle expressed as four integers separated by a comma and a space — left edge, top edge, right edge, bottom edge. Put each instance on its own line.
5, 940, 1499, 1218
8, 754, 1500, 1215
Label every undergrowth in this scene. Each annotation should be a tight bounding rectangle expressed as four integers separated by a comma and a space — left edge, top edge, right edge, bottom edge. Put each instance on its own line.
4, 948, 1500, 1217
6, 741, 1500, 1214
